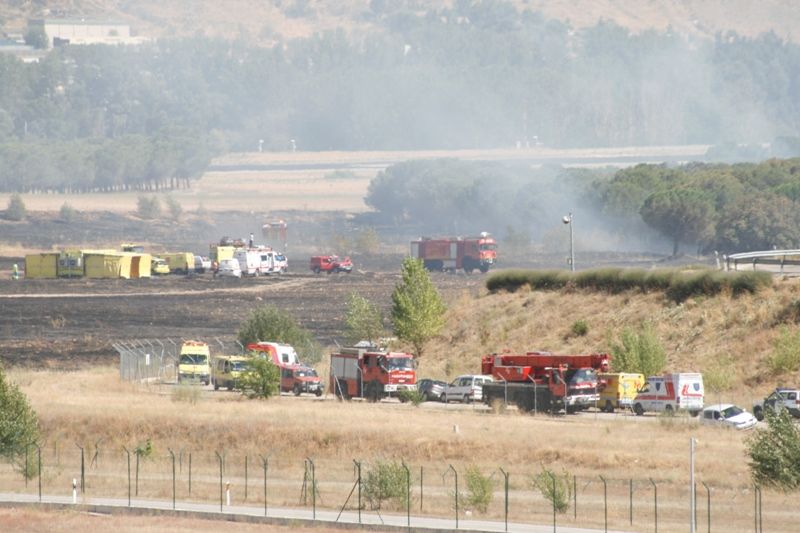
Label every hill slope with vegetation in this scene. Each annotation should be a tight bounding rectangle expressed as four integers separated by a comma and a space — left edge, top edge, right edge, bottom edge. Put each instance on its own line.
417, 270, 800, 398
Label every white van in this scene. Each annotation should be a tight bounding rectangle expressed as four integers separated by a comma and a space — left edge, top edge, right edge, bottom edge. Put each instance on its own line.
633, 373, 704, 416
234, 249, 262, 276
442, 375, 494, 404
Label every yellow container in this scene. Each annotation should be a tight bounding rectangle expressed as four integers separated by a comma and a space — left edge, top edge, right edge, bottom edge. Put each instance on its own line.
84, 252, 133, 279
162, 252, 194, 274
121, 252, 151, 278
57, 249, 84, 278
210, 245, 236, 262
24, 253, 58, 279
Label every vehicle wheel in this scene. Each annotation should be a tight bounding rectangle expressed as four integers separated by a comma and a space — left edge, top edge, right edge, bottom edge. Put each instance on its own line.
327, 269, 333, 275
566, 405, 577, 414
689, 410, 700, 418
337, 379, 350, 401
315, 389, 322, 397
754, 406, 764, 421
293, 385, 301, 396
634, 403, 644, 416
213, 379, 219, 391
314, 267, 321, 274
479, 265, 490, 273
441, 393, 448, 404
464, 394, 472, 404
398, 394, 408, 403
368, 382, 381, 403
664, 404, 674, 416
603, 401, 614, 413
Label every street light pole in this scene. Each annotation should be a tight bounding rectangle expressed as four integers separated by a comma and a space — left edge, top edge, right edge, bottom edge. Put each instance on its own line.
562, 212, 575, 271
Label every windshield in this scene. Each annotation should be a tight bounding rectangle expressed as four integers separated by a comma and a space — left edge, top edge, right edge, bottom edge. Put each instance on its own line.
276, 255, 286, 261
479, 243, 497, 251
721, 406, 744, 418
180, 354, 207, 365
295, 368, 318, 377
231, 361, 248, 371
568, 369, 597, 384
385, 357, 414, 370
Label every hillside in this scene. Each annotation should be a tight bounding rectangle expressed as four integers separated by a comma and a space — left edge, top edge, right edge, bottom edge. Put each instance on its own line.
417, 275, 800, 399
2, 0, 799, 43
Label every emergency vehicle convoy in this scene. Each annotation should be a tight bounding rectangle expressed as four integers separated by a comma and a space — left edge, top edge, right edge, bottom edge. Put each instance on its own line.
411, 232, 497, 273
481, 351, 610, 413
330, 346, 417, 402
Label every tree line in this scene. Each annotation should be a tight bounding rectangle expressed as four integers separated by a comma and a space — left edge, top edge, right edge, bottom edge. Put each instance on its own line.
366, 157, 800, 255
2, 1, 800, 191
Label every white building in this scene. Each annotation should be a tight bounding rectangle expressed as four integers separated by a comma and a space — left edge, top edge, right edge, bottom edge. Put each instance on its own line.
29, 19, 145, 48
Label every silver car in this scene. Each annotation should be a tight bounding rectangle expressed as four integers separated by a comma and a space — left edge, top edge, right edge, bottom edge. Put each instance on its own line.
442, 375, 493, 404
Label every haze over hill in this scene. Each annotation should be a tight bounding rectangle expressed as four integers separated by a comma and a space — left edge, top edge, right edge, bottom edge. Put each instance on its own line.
2, 0, 799, 44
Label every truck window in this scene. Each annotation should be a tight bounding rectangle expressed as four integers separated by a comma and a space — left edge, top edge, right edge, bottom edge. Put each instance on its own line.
281, 368, 293, 378
180, 354, 207, 365
385, 357, 413, 371
231, 361, 247, 372
479, 243, 497, 251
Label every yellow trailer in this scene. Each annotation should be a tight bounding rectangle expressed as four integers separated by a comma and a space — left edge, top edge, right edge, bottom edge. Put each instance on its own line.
210, 245, 236, 262
122, 252, 151, 278
162, 252, 194, 274
57, 249, 84, 278
84, 252, 133, 279
24, 253, 58, 279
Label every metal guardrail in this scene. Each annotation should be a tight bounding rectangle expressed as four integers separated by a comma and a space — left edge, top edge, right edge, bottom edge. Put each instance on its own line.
724, 249, 800, 275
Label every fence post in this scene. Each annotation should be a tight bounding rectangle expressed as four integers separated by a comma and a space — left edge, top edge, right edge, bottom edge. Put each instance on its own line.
420, 466, 424, 512
546, 471, 556, 533
135, 449, 141, 496
701, 482, 710, 533
306, 457, 316, 520
353, 459, 362, 524
122, 447, 131, 507
445, 464, 459, 529
188, 452, 192, 495
259, 454, 269, 517
245, 455, 248, 501
650, 478, 658, 533
599, 475, 608, 533
75, 443, 85, 494
24, 443, 29, 487
499, 468, 509, 532
630, 479, 633, 525
35, 444, 41, 502
574, 474, 577, 520
168, 448, 176, 510
215, 451, 224, 512
402, 461, 410, 528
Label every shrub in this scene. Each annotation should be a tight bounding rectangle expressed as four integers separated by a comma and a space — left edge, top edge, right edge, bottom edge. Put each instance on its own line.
397, 389, 424, 406
59, 202, 78, 222
0, 364, 40, 478
610, 322, 666, 376
363, 460, 409, 510
136, 195, 161, 219
570, 320, 589, 337
531, 466, 572, 513
747, 408, 800, 490
464, 466, 493, 513
5, 193, 26, 221
703, 355, 735, 393
766, 327, 800, 375
164, 195, 183, 221
238, 357, 280, 399
172, 380, 202, 403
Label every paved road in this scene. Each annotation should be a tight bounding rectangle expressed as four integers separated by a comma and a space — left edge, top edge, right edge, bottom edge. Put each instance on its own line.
0, 491, 634, 533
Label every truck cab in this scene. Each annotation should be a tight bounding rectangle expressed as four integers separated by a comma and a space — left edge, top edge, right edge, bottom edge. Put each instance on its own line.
280, 365, 324, 396
330, 348, 417, 401
178, 341, 211, 385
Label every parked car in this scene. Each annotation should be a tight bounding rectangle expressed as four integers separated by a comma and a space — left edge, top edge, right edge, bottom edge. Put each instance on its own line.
753, 388, 800, 421
194, 255, 212, 273
442, 375, 493, 404
417, 378, 447, 402
151, 257, 170, 275
310, 255, 353, 274
701, 404, 758, 430
217, 258, 242, 278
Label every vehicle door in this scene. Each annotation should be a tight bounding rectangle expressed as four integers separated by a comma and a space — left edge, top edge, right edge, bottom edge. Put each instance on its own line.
280, 367, 294, 392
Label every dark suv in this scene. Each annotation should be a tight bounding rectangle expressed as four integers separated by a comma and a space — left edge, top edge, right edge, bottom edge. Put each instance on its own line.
753, 388, 800, 421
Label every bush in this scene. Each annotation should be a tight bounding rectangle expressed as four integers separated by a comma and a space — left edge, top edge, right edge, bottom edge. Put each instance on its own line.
703, 355, 735, 393
164, 195, 183, 221
238, 357, 280, 399
59, 202, 78, 222
397, 389, 424, 406
531, 466, 572, 514
570, 320, 589, 337
172, 380, 202, 403
0, 364, 40, 478
136, 195, 161, 219
464, 466, 493, 513
5, 193, 26, 221
237, 305, 322, 364
610, 322, 666, 376
363, 460, 410, 510
766, 327, 800, 375
747, 408, 800, 490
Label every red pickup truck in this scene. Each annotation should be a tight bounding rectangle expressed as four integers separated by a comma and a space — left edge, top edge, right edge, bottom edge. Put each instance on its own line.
310, 255, 353, 274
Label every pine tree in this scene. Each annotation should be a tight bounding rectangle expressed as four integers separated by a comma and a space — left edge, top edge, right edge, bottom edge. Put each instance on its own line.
390, 257, 446, 358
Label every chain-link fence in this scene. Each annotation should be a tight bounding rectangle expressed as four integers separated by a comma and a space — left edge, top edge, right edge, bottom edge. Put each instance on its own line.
0, 444, 795, 532
115, 338, 244, 383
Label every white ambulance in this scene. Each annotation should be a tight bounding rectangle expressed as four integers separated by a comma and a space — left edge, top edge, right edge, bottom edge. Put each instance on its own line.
632, 373, 704, 416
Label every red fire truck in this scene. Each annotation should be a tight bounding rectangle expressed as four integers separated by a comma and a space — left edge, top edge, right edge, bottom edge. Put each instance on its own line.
411, 232, 497, 273
481, 351, 611, 414
330, 347, 417, 402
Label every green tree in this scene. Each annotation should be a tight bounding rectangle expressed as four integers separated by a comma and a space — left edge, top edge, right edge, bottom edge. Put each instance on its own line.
747, 409, 800, 490
136, 195, 161, 219
24, 26, 49, 49
610, 323, 666, 377
391, 257, 447, 358
238, 357, 281, 399
531, 466, 572, 514
5, 193, 26, 221
355, 227, 380, 255
464, 466, 493, 513
164, 195, 183, 221
344, 292, 384, 345
363, 460, 409, 510
237, 305, 322, 364
640, 188, 716, 256
59, 202, 78, 222
0, 364, 40, 477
